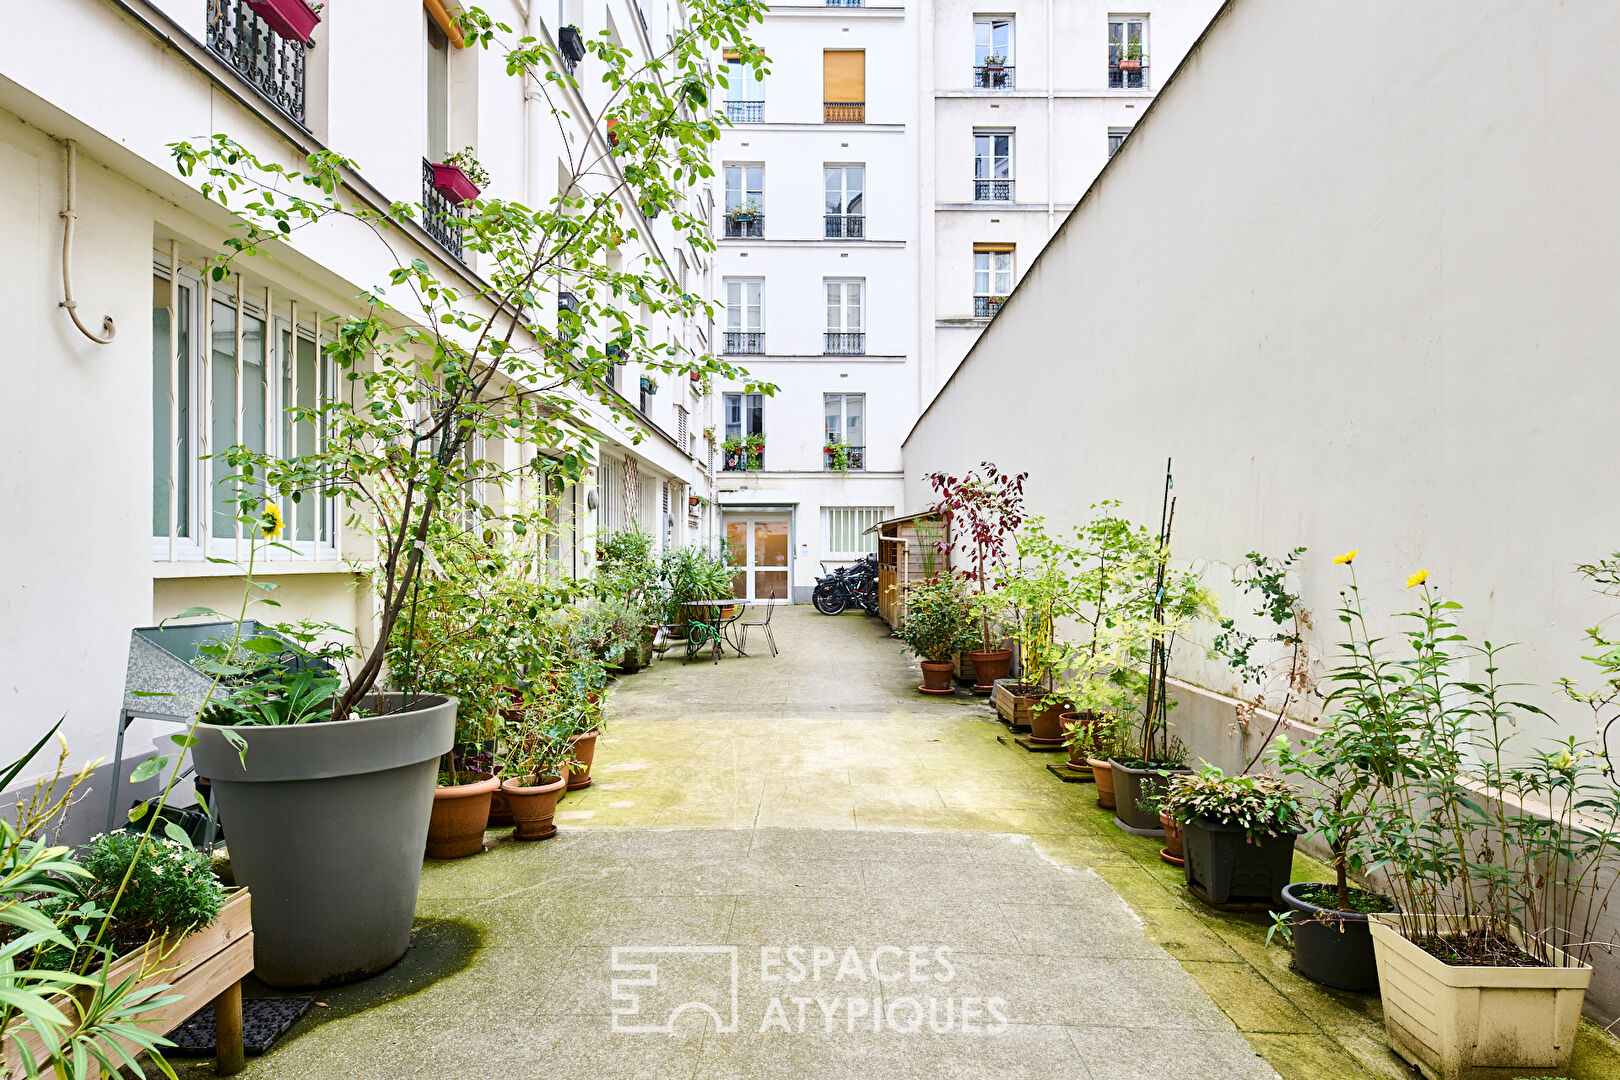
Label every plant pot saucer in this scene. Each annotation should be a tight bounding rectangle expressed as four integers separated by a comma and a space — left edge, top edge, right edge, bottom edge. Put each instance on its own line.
1112, 815, 1166, 838
1187, 881, 1277, 913
917, 684, 955, 695
514, 823, 558, 841
1159, 848, 1184, 867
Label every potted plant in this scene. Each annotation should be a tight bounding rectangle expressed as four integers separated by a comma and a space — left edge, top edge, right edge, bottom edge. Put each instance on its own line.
498, 706, 576, 841
722, 434, 764, 471
728, 196, 763, 224
640, 374, 659, 394
689, 494, 701, 508
430, 147, 488, 204
1164, 765, 1301, 907
246, 0, 321, 44
1067, 711, 1133, 809
999, 518, 1091, 742
559, 24, 586, 63
1117, 41, 1144, 71
897, 573, 979, 695
925, 462, 1028, 692
982, 53, 1007, 70
823, 441, 851, 473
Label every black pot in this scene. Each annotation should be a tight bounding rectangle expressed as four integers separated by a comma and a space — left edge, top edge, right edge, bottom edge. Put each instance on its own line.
559, 25, 586, 62
1108, 759, 1190, 834
1182, 816, 1298, 907
1281, 882, 1383, 992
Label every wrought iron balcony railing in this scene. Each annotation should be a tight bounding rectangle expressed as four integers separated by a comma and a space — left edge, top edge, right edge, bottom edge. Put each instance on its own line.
421, 159, 466, 261
824, 101, 865, 124
724, 332, 765, 355
206, 0, 308, 128
724, 213, 764, 238
974, 296, 1005, 318
723, 447, 764, 472
1108, 61, 1149, 89
825, 0, 864, 6
974, 179, 1013, 202
823, 444, 865, 471
725, 100, 764, 123
824, 215, 865, 239
972, 65, 1015, 90
824, 332, 865, 356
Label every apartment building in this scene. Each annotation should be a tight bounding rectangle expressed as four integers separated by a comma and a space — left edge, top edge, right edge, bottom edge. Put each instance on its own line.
711, 0, 1218, 601
0, 0, 715, 829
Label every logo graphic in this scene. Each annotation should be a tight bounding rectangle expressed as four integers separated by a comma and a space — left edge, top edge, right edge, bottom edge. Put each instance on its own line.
610, 946, 740, 1034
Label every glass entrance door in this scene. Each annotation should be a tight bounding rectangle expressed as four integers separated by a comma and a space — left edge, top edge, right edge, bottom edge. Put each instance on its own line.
724, 513, 792, 603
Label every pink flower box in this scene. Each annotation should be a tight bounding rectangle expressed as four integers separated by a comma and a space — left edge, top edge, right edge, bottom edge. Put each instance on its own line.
246, 0, 321, 43
430, 163, 482, 204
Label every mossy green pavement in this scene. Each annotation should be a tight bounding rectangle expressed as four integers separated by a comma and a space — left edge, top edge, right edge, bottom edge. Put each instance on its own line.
163, 606, 1620, 1079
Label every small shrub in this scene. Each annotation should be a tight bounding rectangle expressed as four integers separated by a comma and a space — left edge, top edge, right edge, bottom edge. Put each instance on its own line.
1163, 765, 1299, 841
80, 832, 224, 943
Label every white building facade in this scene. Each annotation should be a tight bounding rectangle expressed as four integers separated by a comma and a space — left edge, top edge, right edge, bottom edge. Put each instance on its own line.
0, 0, 718, 833
711, 0, 1218, 601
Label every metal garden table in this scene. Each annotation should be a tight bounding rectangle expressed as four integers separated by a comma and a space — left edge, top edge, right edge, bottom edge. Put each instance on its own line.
681, 599, 750, 663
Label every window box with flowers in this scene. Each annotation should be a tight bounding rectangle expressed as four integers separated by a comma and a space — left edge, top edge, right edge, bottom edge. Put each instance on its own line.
246, 0, 321, 43
430, 148, 488, 204
722, 434, 764, 471
823, 441, 850, 473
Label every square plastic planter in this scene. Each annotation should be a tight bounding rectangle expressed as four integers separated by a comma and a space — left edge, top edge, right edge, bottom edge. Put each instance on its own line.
1180, 816, 1297, 906
1368, 915, 1591, 1080
246, 0, 320, 42
430, 163, 482, 204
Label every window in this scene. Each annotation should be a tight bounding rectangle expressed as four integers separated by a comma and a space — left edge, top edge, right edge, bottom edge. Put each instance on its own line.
724, 50, 763, 122
425, 13, 450, 162
724, 278, 764, 354
723, 165, 764, 238
823, 51, 865, 123
974, 132, 1013, 201
826, 506, 889, 555
824, 166, 865, 239
823, 393, 866, 471
1108, 16, 1148, 89
596, 455, 622, 535
973, 244, 1014, 317
151, 260, 335, 558
676, 404, 689, 452
723, 392, 764, 470
824, 280, 865, 355
973, 17, 1014, 89
1108, 127, 1129, 159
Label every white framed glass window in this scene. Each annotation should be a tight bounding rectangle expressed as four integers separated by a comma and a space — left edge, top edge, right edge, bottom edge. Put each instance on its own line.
824, 166, 865, 238
824, 280, 864, 333
825, 506, 890, 556
973, 17, 1013, 75
725, 278, 764, 332
823, 393, 866, 448
724, 165, 764, 214
974, 132, 1013, 201
723, 392, 764, 442
1108, 127, 1129, 158
973, 246, 1014, 316
1108, 15, 1149, 89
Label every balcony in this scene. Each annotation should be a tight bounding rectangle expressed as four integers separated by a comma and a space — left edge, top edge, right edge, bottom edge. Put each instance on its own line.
824, 332, 865, 356
823, 444, 865, 471
824, 101, 865, 124
724, 213, 764, 239
723, 445, 764, 472
725, 101, 764, 123
725, 332, 765, 355
824, 215, 865, 239
974, 296, 1005, 318
825, 0, 864, 5
1109, 60, 1149, 90
206, 0, 308, 128
421, 159, 466, 261
974, 180, 1014, 202
972, 66, 1015, 90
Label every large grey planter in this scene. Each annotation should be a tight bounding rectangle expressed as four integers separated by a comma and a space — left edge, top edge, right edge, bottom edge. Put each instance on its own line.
191, 694, 456, 988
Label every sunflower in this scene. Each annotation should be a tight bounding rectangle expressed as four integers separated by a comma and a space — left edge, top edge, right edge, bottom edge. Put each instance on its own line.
1405, 568, 1429, 588
1332, 549, 1358, 565
259, 501, 285, 540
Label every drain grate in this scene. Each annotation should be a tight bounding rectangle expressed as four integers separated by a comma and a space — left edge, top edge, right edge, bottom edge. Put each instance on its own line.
168, 996, 312, 1056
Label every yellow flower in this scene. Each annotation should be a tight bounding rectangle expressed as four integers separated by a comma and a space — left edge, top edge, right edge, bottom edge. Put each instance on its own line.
1405, 568, 1429, 588
259, 501, 284, 540
1333, 549, 1358, 565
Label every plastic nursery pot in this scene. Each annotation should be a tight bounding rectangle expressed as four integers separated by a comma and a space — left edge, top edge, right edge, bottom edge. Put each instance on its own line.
501, 774, 567, 841
1280, 883, 1386, 993
919, 660, 955, 695
968, 648, 1012, 693
191, 693, 455, 988
426, 772, 500, 859
246, 0, 320, 43
566, 730, 599, 790
1108, 759, 1190, 835
1368, 914, 1592, 1080
1158, 809, 1184, 867
1087, 758, 1116, 810
430, 162, 482, 203
1181, 817, 1298, 908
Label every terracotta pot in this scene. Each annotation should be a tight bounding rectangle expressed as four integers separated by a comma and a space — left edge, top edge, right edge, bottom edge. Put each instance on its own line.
968, 648, 1013, 693
426, 772, 499, 859
502, 774, 566, 841
919, 660, 955, 695
1061, 711, 1098, 768
1159, 809, 1184, 866
1027, 702, 1068, 744
567, 730, 599, 790
1088, 758, 1116, 810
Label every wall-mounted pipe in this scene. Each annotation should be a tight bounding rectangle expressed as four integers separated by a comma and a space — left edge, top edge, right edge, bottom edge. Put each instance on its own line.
59, 139, 116, 345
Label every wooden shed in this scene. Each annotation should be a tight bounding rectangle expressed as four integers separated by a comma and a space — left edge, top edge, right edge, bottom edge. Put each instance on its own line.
867, 511, 949, 631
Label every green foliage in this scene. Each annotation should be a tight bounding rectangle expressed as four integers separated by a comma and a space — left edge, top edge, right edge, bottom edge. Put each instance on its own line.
659, 544, 736, 624
499, 702, 578, 783
1212, 547, 1313, 772
194, 620, 353, 728
439, 146, 490, 187
822, 441, 850, 473
898, 573, 980, 663
1063, 711, 1136, 762
721, 433, 764, 470
1561, 552, 1620, 775
1163, 765, 1300, 842
78, 834, 224, 945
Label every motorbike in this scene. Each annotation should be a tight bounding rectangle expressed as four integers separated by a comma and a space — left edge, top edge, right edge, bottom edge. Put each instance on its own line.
812, 554, 880, 616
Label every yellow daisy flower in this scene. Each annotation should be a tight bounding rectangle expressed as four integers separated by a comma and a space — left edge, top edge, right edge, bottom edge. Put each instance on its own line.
1405, 568, 1429, 588
259, 501, 285, 540
1332, 549, 1358, 565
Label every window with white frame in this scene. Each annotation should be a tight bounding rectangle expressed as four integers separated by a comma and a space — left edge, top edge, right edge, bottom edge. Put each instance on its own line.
974, 131, 1013, 201
596, 455, 623, 535
973, 17, 1014, 88
825, 506, 890, 555
722, 391, 764, 470
676, 404, 689, 451
425, 13, 451, 162
724, 278, 764, 354
723, 164, 764, 237
824, 165, 864, 239
824, 280, 865, 355
1108, 127, 1129, 158
151, 258, 335, 559
1108, 15, 1149, 89
823, 393, 866, 471
724, 49, 764, 121
973, 245, 1014, 317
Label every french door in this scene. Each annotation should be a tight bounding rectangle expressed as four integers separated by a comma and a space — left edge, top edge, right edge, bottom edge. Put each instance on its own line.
724, 512, 792, 603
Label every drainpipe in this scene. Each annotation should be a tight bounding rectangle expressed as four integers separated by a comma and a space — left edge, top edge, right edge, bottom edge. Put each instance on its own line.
59, 140, 116, 344
1045, 0, 1055, 238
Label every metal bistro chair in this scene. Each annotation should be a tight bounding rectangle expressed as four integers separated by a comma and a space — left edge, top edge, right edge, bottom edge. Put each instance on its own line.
735, 590, 779, 657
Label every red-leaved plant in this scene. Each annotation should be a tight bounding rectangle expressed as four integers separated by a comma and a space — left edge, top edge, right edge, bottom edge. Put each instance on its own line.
925, 463, 1028, 652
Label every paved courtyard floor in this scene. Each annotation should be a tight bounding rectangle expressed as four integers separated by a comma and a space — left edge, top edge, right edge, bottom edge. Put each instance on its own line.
166, 606, 1620, 1080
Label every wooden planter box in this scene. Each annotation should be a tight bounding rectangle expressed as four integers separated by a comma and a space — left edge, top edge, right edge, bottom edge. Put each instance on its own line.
6, 889, 255, 1078
992, 680, 1041, 725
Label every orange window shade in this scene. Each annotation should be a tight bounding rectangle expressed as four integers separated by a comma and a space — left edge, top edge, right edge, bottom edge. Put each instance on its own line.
424, 0, 465, 47
724, 50, 741, 61
974, 242, 1016, 253
823, 51, 865, 102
